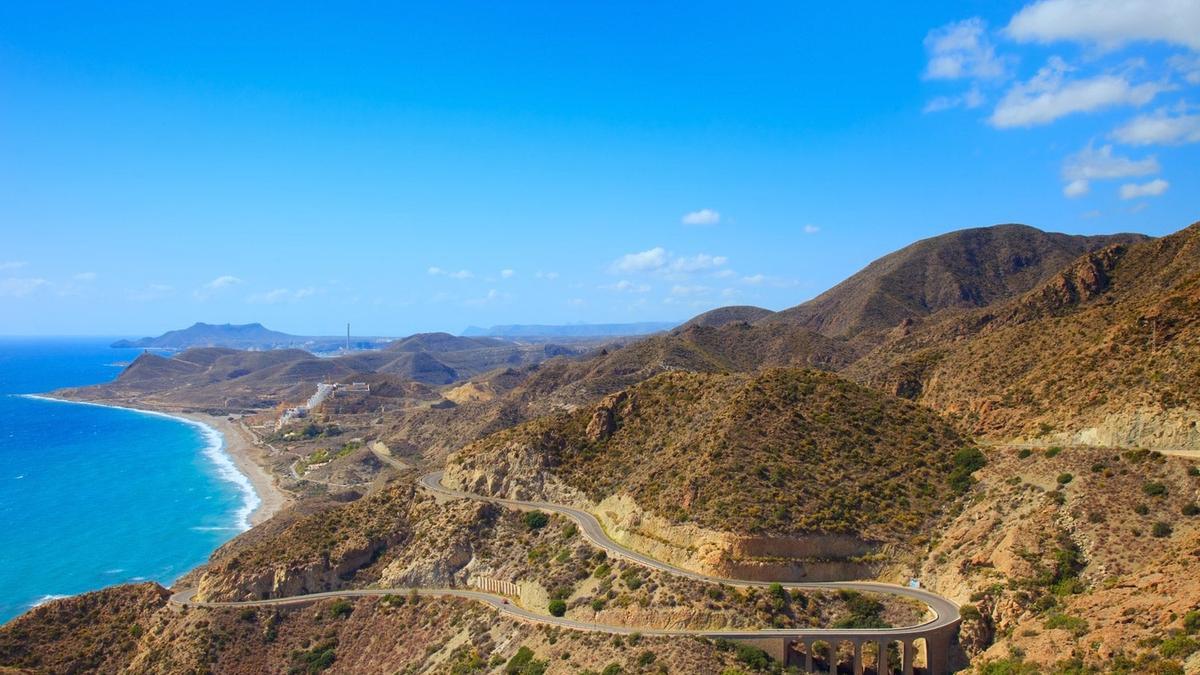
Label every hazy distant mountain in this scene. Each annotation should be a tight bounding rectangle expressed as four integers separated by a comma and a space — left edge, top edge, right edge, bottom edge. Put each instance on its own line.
110, 322, 389, 352
462, 322, 676, 338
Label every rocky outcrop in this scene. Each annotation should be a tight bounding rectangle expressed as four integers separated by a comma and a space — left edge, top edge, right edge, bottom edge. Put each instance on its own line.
195, 535, 395, 602
585, 391, 629, 442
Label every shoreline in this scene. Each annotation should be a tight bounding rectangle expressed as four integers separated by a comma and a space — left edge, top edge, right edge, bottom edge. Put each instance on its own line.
20, 394, 288, 529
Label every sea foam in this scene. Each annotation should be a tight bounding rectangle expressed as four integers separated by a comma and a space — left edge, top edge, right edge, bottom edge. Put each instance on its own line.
20, 395, 261, 532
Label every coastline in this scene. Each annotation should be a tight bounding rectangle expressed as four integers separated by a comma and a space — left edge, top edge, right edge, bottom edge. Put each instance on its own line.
20, 395, 288, 529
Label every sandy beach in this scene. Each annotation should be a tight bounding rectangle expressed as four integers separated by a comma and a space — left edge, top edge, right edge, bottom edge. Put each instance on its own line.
176, 412, 290, 527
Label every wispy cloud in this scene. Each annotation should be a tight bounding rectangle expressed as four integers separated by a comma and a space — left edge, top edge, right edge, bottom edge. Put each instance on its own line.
1111, 107, 1200, 145
602, 280, 651, 293
195, 275, 243, 300
989, 57, 1167, 128
1005, 0, 1200, 51
0, 261, 27, 272
499, 269, 515, 279
73, 272, 97, 282
681, 208, 721, 226
1119, 178, 1169, 199
1061, 143, 1159, 195
428, 266, 473, 280
924, 18, 1007, 81
609, 247, 729, 277
0, 277, 49, 298
803, 224, 821, 234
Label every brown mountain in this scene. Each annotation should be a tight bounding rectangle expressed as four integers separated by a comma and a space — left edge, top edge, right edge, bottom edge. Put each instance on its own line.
848, 221, 1200, 448
761, 224, 1147, 337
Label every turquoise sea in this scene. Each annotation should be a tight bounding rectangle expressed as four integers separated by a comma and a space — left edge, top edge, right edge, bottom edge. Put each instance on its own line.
0, 337, 255, 623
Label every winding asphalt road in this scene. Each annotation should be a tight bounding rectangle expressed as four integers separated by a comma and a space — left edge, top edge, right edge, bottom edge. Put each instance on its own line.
171, 471, 961, 644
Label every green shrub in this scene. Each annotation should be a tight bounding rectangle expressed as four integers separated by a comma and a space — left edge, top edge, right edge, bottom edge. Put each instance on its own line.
1152, 521, 1173, 538
548, 599, 567, 617
600, 665, 622, 675
591, 598, 605, 612
523, 511, 549, 530
1135, 503, 1150, 516
1045, 447, 1062, 458
1160, 635, 1200, 659
1044, 613, 1088, 635
1182, 503, 1199, 517
1144, 482, 1168, 497
1183, 610, 1200, 634
1188, 466, 1200, 477
733, 644, 772, 671
1057, 473, 1074, 485
1017, 449, 1033, 459
636, 651, 656, 666
505, 646, 548, 675
960, 604, 982, 621
328, 599, 353, 619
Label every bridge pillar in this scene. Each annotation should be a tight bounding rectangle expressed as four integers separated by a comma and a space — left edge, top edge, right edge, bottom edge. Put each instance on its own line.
853, 639, 863, 675
803, 640, 813, 673
902, 639, 914, 675
876, 639, 886, 674
926, 631, 951, 675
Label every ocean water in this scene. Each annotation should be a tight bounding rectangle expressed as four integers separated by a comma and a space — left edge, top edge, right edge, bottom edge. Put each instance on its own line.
0, 337, 255, 623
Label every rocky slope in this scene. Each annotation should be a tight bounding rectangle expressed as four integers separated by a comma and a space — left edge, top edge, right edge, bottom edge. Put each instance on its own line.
919, 443, 1200, 672
447, 368, 977, 579
850, 222, 1200, 451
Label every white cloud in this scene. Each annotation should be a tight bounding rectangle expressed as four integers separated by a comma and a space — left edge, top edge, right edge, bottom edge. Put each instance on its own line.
566, 297, 585, 308
803, 224, 821, 234
1063, 178, 1090, 197
535, 271, 559, 281
1006, 0, 1200, 51
668, 253, 728, 274
205, 275, 242, 290
924, 18, 1008, 80
1062, 144, 1160, 188
194, 275, 242, 300
681, 208, 721, 226
0, 277, 49, 298
610, 247, 668, 273
499, 269, 515, 279
1111, 108, 1200, 145
1119, 178, 1170, 199
1171, 54, 1200, 85
740, 274, 766, 285
73, 272, 97, 282
990, 57, 1167, 128
923, 86, 987, 113
0, 261, 27, 272
428, 266, 473, 279
603, 280, 651, 293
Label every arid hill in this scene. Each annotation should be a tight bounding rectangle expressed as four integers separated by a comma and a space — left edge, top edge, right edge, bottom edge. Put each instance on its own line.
447, 368, 977, 579
849, 222, 1200, 449
762, 224, 1146, 338
61, 334, 590, 409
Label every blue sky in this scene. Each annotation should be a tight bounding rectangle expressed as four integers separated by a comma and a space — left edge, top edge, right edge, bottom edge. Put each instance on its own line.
1, 1, 1197, 336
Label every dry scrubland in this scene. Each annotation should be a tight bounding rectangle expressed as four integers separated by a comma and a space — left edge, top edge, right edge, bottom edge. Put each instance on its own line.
6, 222, 1200, 674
